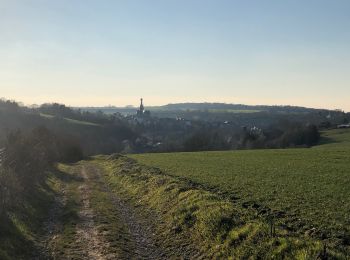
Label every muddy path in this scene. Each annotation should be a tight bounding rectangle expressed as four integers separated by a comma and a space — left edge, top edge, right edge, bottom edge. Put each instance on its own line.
43, 162, 167, 260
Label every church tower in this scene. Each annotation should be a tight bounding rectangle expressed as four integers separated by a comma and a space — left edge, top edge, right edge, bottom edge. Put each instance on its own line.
137, 97, 150, 117
139, 98, 144, 113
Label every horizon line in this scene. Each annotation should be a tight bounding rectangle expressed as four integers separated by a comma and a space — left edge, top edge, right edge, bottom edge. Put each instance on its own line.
3, 98, 346, 113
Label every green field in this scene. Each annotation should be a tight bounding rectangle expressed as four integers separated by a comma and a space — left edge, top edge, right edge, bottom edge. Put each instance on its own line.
40, 113, 100, 126
131, 129, 350, 247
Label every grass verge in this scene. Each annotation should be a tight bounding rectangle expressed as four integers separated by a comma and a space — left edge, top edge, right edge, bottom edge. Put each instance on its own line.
46, 164, 83, 259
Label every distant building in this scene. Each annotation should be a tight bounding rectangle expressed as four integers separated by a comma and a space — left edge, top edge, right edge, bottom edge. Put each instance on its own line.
136, 98, 151, 117
337, 124, 350, 129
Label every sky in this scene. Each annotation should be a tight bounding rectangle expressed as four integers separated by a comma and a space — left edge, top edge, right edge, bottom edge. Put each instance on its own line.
1, 0, 350, 110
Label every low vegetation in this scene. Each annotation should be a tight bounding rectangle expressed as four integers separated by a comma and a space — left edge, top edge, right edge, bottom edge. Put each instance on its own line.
0, 127, 83, 259
0, 181, 54, 260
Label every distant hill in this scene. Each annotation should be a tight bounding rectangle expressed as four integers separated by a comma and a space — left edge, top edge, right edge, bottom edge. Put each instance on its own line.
77, 103, 349, 134
79, 102, 332, 115
1, 99, 349, 155
0, 100, 137, 155
158, 102, 324, 112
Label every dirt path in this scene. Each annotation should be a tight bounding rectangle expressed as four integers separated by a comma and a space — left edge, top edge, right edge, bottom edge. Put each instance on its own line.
74, 166, 112, 260
44, 163, 166, 259
92, 169, 165, 259
83, 163, 165, 259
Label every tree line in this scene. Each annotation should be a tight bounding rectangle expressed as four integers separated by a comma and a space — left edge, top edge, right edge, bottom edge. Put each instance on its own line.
165, 122, 321, 152
0, 99, 343, 156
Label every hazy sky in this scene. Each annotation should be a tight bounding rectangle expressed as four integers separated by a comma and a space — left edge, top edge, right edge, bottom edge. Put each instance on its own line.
1, 1, 350, 110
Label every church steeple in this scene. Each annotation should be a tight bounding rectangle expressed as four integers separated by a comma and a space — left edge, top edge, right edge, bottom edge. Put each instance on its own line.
136, 98, 150, 117
140, 98, 144, 112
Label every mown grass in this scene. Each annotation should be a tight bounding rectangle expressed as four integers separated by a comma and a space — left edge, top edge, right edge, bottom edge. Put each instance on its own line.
96, 155, 345, 259
131, 129, 350, 254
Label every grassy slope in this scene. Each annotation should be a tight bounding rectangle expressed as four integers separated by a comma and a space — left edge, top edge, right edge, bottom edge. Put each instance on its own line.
0, 165, 88, 260
0, 177, 55, 260
131, 129, 350, 249
40, 113, 100, 127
